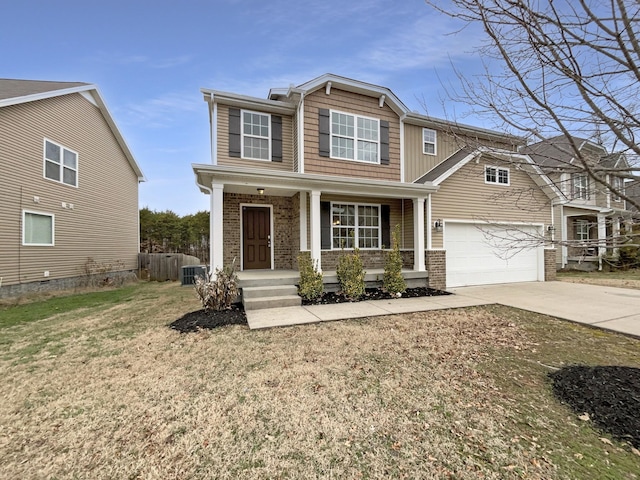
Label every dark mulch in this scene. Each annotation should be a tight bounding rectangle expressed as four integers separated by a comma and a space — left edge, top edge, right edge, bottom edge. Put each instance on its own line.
169, 304, 247, 333
549, 365, 640, 448
301, 286, 450, 306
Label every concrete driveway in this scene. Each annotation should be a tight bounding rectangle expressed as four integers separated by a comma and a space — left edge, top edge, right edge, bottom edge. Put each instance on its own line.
451, 281, 640, 338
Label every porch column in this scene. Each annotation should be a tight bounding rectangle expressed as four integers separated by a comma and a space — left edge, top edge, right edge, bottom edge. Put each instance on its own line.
299, 191, 308, 251
310, 190, 322, 272
597, 213, 606, 270
413, 197, 426, 271
210, 183, 224, 274
613, 217, 621, 258
426, 194, 432, 250
560, 205, 568, 268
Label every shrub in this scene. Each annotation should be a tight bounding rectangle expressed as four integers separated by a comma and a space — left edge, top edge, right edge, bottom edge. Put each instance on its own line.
336, 244, 366, 299
194, 258, 239, 311
383, 225, 407, 296
297, 252, 324, 300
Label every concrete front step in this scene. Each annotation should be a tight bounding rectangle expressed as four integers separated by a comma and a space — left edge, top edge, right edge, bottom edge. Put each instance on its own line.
242, 285, 299, 299
243, 294, 302, 310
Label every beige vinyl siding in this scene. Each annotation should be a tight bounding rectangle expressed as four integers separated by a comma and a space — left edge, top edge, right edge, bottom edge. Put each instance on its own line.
403, 124, 517, 183
303, 88, 401, 181
0, 93, 139, 286
216, 104, 294, 171
430, 159, 552, 249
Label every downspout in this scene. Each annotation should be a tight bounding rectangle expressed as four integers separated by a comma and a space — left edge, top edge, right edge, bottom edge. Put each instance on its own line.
209, 93, 217, 165
400, 114, 405, 183
298, 92, 305, 173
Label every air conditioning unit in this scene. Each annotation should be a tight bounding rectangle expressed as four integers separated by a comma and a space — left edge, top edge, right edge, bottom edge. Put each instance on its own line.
180, 265, 207, 286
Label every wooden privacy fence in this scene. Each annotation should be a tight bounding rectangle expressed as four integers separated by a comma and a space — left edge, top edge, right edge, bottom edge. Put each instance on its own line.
138, 253, 203, 281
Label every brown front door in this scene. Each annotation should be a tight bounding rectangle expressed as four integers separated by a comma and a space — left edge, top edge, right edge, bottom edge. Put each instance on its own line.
242, 206, 271, 269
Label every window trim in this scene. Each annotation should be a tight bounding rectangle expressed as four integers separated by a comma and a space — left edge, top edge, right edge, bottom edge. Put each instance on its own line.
22, 210, 55, 246
611, 176, 623, 202
330, 202, 381, 250
484, 165, 510, 186
240, 109, 271, 161
43, 138, 78, 188
575, 219, 590, 242
329, 109, 380, 164
572, 173, 590, 200
422, 128, 437, 155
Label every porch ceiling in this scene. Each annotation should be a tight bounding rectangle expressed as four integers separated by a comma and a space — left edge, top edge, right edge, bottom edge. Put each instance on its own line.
193, 164, 439, 199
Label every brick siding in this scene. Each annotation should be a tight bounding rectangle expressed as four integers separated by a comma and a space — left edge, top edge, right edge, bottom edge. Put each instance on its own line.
426, 250, 447, 290
544, 249, 557, 281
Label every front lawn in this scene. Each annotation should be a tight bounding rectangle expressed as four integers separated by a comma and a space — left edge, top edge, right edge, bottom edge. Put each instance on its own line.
558, 269, 640, 290
1, 281, 638, 479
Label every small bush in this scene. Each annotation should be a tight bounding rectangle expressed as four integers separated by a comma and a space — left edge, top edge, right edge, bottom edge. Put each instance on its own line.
336, 245, 366, 299
194, 259, 239, 311
297, 252, 324, 300
383, 225, 407, 296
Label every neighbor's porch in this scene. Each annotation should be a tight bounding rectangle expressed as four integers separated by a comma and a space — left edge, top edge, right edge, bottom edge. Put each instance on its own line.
562, 210, 624, 269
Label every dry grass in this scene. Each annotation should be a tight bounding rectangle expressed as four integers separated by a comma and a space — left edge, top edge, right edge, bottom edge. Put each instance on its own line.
1, 282, 639, 479
557, 269, 640, 290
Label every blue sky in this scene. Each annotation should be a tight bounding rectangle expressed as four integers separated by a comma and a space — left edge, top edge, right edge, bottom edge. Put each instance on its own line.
1, 0, 487, 216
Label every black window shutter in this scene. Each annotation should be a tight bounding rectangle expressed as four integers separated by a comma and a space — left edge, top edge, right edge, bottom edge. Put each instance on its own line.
271, 115, 282, 162
319, 109, 330, 157
381, 205, 391, 248
380, 120, 390, 165
229, 108, 241, 157
321, 201, 331, 249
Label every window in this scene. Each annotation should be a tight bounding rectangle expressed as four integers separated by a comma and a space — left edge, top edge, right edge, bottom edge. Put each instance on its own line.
572, 173, 589, 199
331, 203, 380, 249
575, 219, 590, 241
485, 166, 509, 185
242, 110, 270, 160
44, 139, 77, 187
23, 211, 54, 246
611, 176, 623, 202
423, 128, 437, 155
331, 111, 379, 163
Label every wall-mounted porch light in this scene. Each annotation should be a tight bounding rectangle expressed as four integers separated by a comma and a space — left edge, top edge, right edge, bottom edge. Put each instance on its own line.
547, 225, 555, 233
257, 188, 265, 195
433, 219, 443, 232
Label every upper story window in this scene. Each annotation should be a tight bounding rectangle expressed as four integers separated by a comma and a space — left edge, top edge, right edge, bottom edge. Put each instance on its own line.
572, 173, 589, 200
242, 110, 270, 160
23, 210, 54, 246
485, 166, 510, 185
44, 139, 77, 187
331, 202, 380, 249
423, 128, 437, 155
611, 176, 623, 202
331, 111, 379, 164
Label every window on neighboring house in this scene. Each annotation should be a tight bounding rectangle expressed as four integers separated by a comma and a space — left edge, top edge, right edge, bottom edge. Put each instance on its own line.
575, 219, 590, 242
242, 110, 270, 160
23, 210, 54, 246
485, 166, 510, 185
44, 139, 77, 187
423, 128, 437, 155
611, 176, 623, 202
331, 111, 379, 163
572, 173, 589, 199
331, 203, 380, 249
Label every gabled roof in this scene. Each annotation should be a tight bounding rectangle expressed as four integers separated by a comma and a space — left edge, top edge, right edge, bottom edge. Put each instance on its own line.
0, 78, 145, 181
521, 135, 611, 170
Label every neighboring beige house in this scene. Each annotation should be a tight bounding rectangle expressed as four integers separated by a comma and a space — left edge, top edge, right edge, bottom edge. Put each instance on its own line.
193, 74, 558, 291
522, 136, 632, 270
0, 79, 145, 297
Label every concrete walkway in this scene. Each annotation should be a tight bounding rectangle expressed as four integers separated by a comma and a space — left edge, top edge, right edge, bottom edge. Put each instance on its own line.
245, 281, 640, 338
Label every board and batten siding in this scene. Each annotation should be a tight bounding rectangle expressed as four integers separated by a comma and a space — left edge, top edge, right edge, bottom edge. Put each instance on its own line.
0, 93, 139, 286
429, 160, 552, 249
216, 104, 295, 171
303, 88, 401, 181
403, 123, 517, 183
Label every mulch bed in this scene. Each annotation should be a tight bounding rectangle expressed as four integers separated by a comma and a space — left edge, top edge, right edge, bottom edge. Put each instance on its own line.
169, 304, 247, 333
549, 365, 640, 448
302, 286, 450, 306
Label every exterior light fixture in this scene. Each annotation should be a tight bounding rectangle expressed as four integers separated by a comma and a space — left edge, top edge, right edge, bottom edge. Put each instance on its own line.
547, 225, 555, 233
433, 219, 443, 232
257, 188, 265, 195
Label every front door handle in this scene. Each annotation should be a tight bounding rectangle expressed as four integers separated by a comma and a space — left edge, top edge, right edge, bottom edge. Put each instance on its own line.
267, 234, 271, 248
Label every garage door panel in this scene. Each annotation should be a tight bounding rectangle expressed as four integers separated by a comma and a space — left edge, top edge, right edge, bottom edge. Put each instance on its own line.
445, 223, 541, 288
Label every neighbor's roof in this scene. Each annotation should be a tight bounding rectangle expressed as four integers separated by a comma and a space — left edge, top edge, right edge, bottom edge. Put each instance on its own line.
521, 135, 608, 169
0, 78, 145, 181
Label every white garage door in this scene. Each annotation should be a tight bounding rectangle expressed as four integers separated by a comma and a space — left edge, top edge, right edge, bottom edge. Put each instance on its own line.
445, 223, 542, 288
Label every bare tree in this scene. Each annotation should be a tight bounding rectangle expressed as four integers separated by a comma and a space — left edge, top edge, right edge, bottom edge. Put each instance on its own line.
424, 0, 640, 267
426, 0, 640, 208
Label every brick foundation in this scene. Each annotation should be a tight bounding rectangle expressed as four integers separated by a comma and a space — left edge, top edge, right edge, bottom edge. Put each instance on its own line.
426, 250, 446, 290
320, 249, 414, 270
544, 249, 557, 281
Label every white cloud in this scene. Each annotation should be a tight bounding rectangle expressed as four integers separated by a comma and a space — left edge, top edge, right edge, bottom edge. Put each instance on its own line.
118, 91, 202, 128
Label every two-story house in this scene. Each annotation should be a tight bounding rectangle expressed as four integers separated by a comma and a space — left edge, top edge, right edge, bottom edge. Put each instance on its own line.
192, 74, 557, 290
0, 79, 145, 297
523, 136, 631, 269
